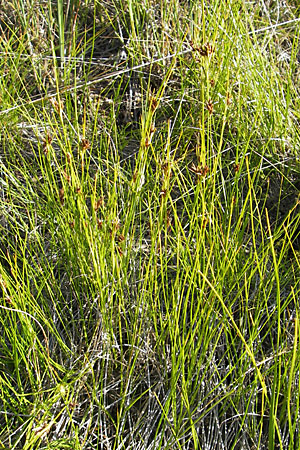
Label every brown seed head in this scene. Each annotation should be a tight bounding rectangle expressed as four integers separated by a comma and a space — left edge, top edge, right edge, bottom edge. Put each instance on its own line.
94, 197, 104, 211
206, 99, 213, 115
63, 171, 71, 183
162, 162, 169, 174
80, 139, 90, 151
59, 188, 64, 205
150, 96, 158, 112
132, 171, 138, 182
150, 124, 156, 134
189, 163, 209, 177
51, 98, 63, 114
42, 133, 52, 148
190, 41, 215, 57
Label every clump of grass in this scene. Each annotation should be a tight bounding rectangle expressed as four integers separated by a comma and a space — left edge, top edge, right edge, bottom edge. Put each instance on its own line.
0, 1, 300, 449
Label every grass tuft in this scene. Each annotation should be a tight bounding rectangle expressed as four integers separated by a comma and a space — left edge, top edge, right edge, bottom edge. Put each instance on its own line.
0, 1, 300, 449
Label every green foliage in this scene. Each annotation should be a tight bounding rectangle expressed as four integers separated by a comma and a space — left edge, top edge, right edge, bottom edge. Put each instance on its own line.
0, 0, 300, 448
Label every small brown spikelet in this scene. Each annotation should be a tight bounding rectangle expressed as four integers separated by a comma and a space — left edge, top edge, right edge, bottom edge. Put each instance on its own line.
63, 171, 71, 184
150, 96, 158, 112
150, 124, 156, 134
59, 188, 64, 205
117, 246, 123, 256
42, 133, 52, 149
206, 99, 213, 115
199, 42, 215, 57
66, 152, 72, 164
161, 162, 169, 175
189, 163, 209, 177
202, 165, 209, 177
94, 197, 104, 211
190, 41, 215, 57
132, 171, 138, 183
226, 92, 232, 106
50, 98, 63, 114
80, 139, 90, 151
202, 218, 208, 229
